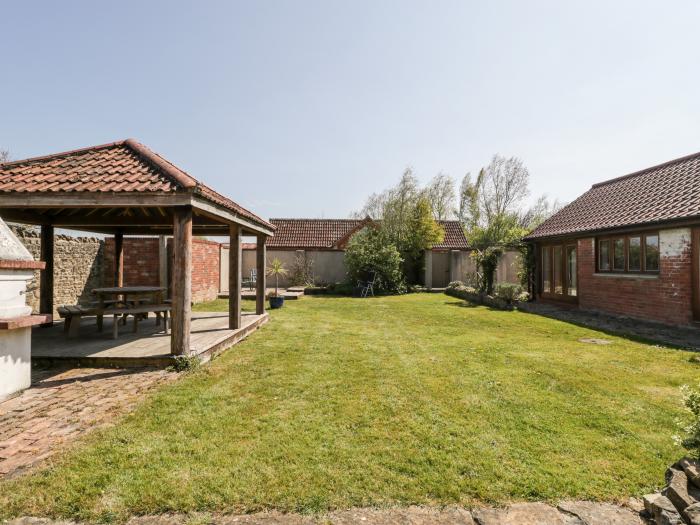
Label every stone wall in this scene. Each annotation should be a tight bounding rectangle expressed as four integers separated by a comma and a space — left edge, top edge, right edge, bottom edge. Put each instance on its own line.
11, 226, 104, 317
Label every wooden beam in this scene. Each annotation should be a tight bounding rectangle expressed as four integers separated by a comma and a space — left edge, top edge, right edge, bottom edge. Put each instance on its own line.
256, 234, 267, 315
39, 225, 54, 327
192, 197, 275, 237
114, 232, 124, 287
159, 235, 169, 296
171, 207, 192, 355
229, 224, 242, 329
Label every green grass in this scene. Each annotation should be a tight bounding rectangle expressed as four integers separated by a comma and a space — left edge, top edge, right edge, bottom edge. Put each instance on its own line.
1, 294, 698, 522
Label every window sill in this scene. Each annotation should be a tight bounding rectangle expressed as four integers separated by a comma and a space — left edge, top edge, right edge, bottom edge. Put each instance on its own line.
593, 272, 659, 279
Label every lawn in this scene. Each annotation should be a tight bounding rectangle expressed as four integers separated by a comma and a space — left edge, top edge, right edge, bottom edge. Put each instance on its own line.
1, 293, 698, 522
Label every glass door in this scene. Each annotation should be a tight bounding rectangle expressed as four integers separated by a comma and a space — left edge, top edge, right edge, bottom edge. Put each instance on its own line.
566, 245, 577, 297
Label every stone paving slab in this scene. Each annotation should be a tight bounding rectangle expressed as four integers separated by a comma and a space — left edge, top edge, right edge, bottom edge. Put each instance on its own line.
0, 366, 175, 479
3, 503, 650, 525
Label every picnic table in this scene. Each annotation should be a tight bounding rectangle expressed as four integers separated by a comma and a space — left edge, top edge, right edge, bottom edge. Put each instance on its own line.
91, 286, 169, 338
92, 286, 166, 309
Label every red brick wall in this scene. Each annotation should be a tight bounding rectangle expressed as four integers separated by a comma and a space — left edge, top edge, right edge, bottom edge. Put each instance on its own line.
188, 238, 221, 303
103, 236, 221, 303
104, 238, 160, 287
575, 230, 693, 325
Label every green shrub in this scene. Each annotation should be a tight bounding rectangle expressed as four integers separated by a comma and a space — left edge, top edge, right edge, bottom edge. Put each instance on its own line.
168, 355, 201, 373
494, 283, 524, 305
345, 227, 405, 294
675, 383, 700, 458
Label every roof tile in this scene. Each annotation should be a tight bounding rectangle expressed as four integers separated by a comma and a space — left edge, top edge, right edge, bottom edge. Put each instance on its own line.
0, 140, 272, 231
267, 218, 469, 250
527, 150, 700, 240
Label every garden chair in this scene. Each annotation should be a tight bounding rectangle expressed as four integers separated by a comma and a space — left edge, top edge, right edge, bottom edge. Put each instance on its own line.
357, 273, 376, 298
243, 268, 257, 291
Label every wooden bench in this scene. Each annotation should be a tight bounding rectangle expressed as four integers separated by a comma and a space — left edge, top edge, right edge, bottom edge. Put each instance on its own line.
57, 305, 97, 338
58, 303, 172, 339
102, 304, 172, 339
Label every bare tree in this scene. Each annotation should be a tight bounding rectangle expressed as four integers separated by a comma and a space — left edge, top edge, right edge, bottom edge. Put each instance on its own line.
519, 195, 564, 230
0, 149, 9, 163
426, 173, 456, 221
478, 155, 530, 224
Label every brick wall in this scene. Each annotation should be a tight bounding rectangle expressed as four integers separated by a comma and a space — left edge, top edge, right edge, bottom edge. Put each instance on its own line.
576, 228, 693, 325
105, 236, 220, 303
188, 238, 221, 303
104, 238, 160, 287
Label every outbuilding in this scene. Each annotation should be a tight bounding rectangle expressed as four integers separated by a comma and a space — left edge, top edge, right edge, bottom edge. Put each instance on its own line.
525, 150, 700, 326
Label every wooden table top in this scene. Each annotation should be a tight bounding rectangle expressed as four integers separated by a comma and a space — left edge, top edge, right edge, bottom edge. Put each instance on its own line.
92, 286, 166, 294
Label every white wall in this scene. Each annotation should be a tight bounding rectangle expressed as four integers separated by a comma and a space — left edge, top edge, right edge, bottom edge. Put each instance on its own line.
0, 328, 31, 401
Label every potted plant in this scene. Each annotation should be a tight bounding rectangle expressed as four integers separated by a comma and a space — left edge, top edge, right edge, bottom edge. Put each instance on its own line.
267, 258, 288, 309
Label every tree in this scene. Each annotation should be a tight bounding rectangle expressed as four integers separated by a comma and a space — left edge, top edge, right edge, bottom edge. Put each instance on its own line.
0, 149, 9, 163
344, 227, 405, 294
403, 196, 445, 281
426, 173, 456, 220
519, 195, 563, 230
355, 169, 445, 285
465, 155, 531, 294
458, 171, 482, 230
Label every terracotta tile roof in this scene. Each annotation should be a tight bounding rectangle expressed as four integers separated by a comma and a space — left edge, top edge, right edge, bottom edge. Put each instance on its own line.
432, 220, 469, 250
0, 139, 273, 231
267, 218, 469, 250
268, 219, 367, 249
526, 150, 700, 240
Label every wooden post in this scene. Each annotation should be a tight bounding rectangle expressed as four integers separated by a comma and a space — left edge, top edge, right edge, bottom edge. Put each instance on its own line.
158, 235, 168, 293
256, 234, 266, 315
114, 232, 124, 287
229, 224, 242, 329
171, 207, 192, 355
39, 225, 54, 327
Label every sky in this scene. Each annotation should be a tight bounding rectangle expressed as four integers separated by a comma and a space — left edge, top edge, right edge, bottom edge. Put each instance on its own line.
2, 0, 700, 221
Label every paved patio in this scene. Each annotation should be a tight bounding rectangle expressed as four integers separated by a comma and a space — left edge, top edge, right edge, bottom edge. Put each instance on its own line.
0, 366, 176, 479
519, 302, 700, 351
32, 312, 268, 367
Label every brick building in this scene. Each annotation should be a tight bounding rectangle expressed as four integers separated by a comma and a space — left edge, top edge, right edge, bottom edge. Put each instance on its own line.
525, 150, 700, 326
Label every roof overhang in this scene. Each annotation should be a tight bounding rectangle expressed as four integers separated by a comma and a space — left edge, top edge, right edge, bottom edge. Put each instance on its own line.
0, 191, 274, 237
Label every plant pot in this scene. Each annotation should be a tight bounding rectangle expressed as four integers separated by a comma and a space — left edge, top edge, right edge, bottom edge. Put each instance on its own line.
269, 296, 285, 309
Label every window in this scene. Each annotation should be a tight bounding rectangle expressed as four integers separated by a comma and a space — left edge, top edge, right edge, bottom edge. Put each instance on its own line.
613, 239, 625, 270
646, 235, 659, 271
597, 232, 659, 274
566, 246, 577, 296
599, 240, 610, 271
542, 246, 551, 293
553, 246, 563, 294
628, 237, 641, 271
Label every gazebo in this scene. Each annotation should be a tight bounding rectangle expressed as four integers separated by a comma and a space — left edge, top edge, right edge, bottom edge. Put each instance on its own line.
0, 139, 274, 357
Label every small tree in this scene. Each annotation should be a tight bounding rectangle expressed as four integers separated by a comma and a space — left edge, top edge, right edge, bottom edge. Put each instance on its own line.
266, 258, 288, 297
463, 156, 531, 294
0, 149, 10, 163
344, 227, 405, 294
289, 252, 314, 286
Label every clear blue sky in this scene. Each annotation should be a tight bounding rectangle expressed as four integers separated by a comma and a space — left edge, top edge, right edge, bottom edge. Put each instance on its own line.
3, 1, 700, 220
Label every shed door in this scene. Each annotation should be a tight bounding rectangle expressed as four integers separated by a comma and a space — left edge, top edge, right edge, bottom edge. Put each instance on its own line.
432, 252, 450, 288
